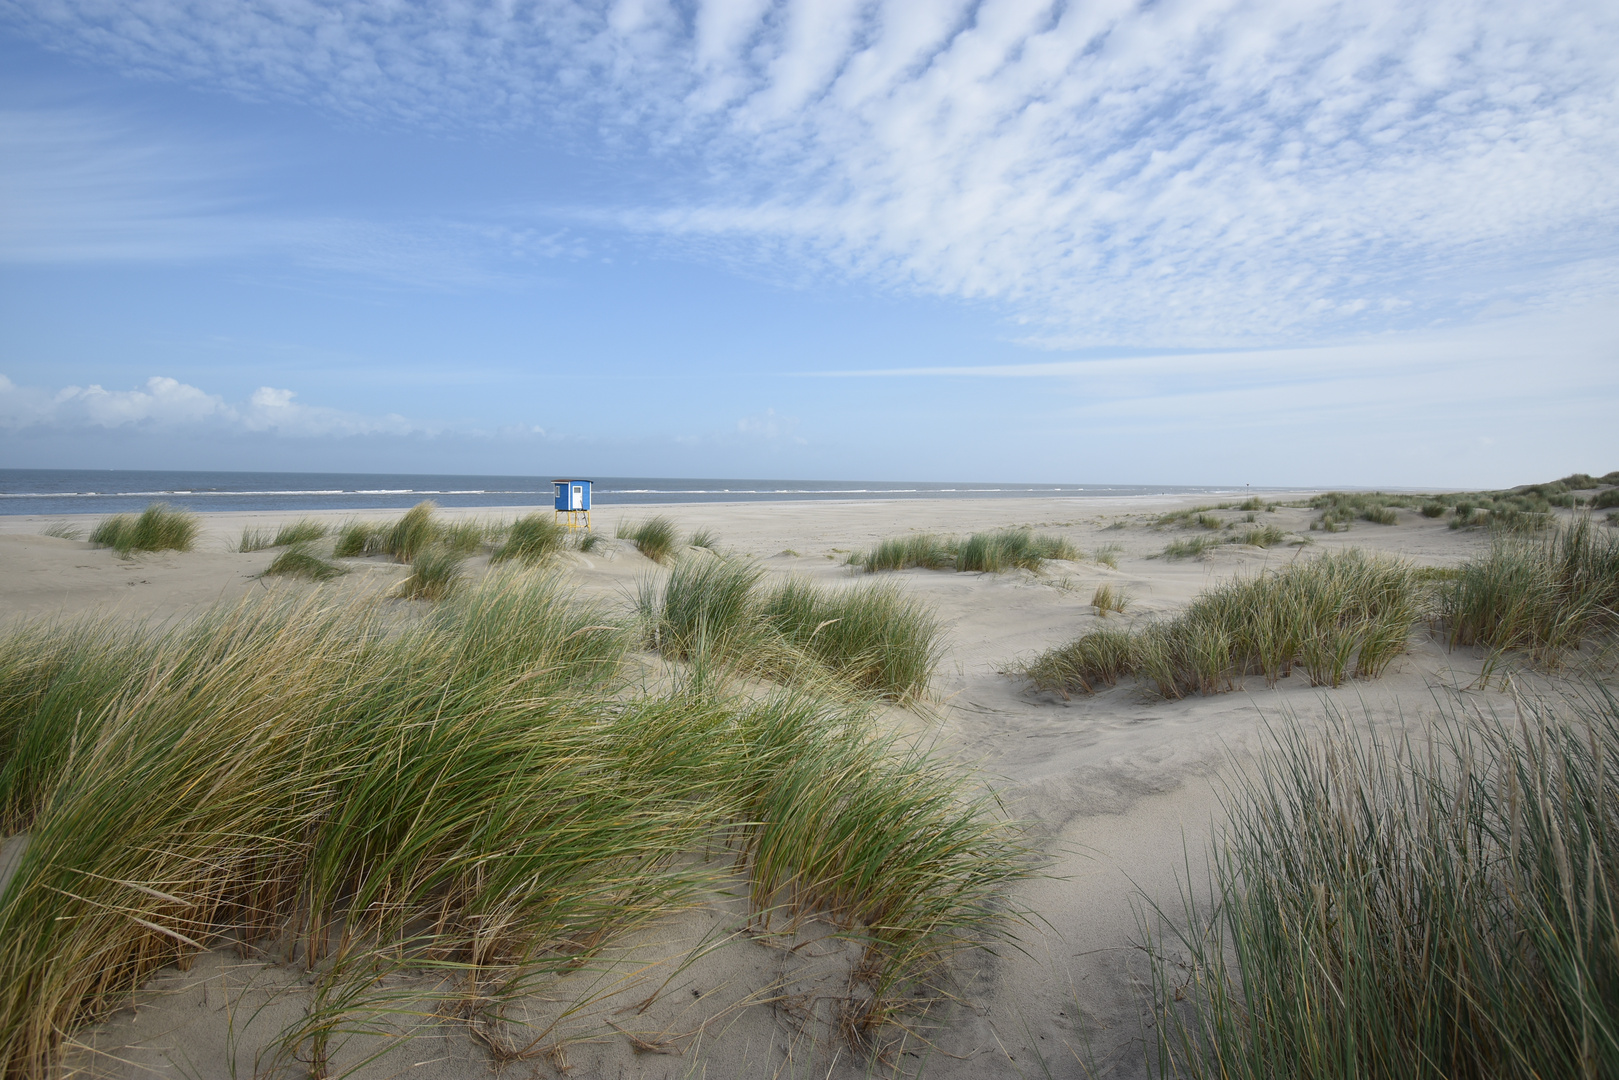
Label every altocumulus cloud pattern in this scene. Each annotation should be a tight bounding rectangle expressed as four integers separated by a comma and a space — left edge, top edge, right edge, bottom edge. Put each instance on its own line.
3, 0, 1617, 345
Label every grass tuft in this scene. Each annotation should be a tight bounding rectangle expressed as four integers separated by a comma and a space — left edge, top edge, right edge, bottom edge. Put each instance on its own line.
618, 515, 680, 564
689, 527, 720, 550
639, 556, 945, 702
396, 545, 465, 600
492, 513, 567, 564
853, 529, 1078, 574
851, 533, 954, 572
1025, 549, 1421, 698
1233, 525, 1287, 548
384, 501, 439, 562
88, 503, 199, 555
955, 529, 1079, 573
1091, 582, 1131, 616
332, 520, 386, 558
1156, 536, 1220, 560
263, 544, 347, 582
1440, 515, 1619, 666
40, 522, 82, 541
1149, 689, 1619, 1079
237, 526, 275, 552
273, 518, 328, 547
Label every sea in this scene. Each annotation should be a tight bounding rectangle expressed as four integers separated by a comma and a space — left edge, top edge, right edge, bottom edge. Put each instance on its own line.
0, 469, 1243, 517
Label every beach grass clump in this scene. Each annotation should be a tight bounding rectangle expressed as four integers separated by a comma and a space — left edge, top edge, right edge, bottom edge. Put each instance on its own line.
1091, 583, 1131, 616
851, 533, 954, 572
955, 529, 1079, 573
639, 556, 945, 702
262, 543, 347, 582
761, 578, 944, 702
1156, 536, 1221, 560
1420, 502, 1446, 518
39, 522, 82, 541
1155, 506, 1228, 529
1440, 515, 1619, 666
1094, 543, 1123, 569
1593, 489, 1619, 510
1024, 549, 1422, 698
332, 520, 387, 558
384, 501, 439, 562
689, 527, 720, 550
273, 518, 329, 547
1361, 505, 1399, 525
88, 502, 199, 556
237, 526, 275, 552
1149, 689, 1619, 1080
436, 517, 487, 555
0, 571, 1022, 1076
852, 530, 1078, 574
618, 515, 680, 564
396, 545, 466, 600
492, 513, 567, 564
642, 554, 767, 660
1233, 525, 1288, 548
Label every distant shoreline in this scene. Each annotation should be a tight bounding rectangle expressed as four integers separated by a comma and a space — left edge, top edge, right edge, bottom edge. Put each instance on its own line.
0, 467, 1274, 516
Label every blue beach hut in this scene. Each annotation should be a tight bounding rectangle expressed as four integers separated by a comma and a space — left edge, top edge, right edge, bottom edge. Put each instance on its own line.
553, 479, 592, 530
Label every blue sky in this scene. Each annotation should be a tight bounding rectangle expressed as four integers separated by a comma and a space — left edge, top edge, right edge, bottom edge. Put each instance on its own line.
1, 0, 1616, 487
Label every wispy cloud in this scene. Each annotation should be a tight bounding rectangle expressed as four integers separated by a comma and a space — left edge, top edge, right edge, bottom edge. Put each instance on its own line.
796, 302, 1619, 426
0, 104, 592, 285
4, 1, 1616, 342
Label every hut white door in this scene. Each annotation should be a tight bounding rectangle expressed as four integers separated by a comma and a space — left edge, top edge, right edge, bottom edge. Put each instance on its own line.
571, 485, 583, 510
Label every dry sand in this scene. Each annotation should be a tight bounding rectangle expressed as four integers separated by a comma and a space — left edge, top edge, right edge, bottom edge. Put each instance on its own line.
0, 495, 1514, 1078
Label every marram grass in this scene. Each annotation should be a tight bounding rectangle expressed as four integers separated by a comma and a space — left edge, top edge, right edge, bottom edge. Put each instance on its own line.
88, 503, 198, 556
1025, 549, 1422, 698
618, 515, 680, 564
850, 529, 1079, 574
638, 554, 946, 703
492, 512, 567, 564
396, 544, 465, 600
0, 571, 1022, 1076
263, 543, 347, 582
1440, 514, 1619, 667
1148, 689, 1619, 1080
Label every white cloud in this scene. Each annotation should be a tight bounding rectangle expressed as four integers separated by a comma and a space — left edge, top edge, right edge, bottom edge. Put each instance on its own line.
1, 374, 421, 437
3, 0, 1616, 342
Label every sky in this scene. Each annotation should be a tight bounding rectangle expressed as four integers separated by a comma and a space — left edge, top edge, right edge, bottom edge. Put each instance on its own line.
0, 0, 1616, 487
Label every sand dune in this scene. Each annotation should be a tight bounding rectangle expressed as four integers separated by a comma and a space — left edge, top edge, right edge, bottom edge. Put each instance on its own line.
0, 495, 1519, 1078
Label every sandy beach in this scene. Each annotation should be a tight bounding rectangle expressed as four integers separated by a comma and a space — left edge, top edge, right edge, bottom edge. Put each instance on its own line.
0, 494, 1543, 1078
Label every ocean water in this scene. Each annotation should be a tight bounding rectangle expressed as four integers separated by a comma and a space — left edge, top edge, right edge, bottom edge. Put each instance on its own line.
0, 469, 1240, 517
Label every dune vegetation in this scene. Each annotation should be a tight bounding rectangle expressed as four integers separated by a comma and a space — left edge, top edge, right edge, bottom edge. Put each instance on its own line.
850, 528, 1080, 574
1150, 688, 1619, 1079
618, 516, 681, 564
1298, 471, 1619, 533
0, 567, 1025, 1078
1024, 549, 1423, 698
87, 503, 199, 556
1032, 513, 1619, 700
637, 554, 945, 702
262, 543, 347, 582
1440, 515, 1619, 667
492, 512, 568, 564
